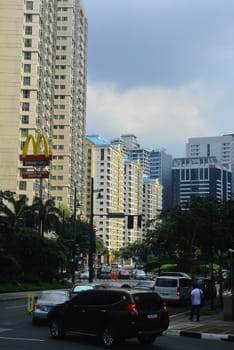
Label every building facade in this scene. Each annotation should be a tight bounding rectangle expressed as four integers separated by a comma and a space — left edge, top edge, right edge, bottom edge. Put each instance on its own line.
51, 0, 88, 208
0, 0, 57, 201
0, 0, 87, 208
150, 148, 172, 209
172, 157, 232, 206
84, 135, 143, 262
142, 177, 162, 237
186, 134, 234, 198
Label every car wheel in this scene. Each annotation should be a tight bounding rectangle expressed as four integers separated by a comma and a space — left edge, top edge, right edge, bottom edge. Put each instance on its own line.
137, 334, 156, 345
101, 327, 119, 348
49, 319, 65, 339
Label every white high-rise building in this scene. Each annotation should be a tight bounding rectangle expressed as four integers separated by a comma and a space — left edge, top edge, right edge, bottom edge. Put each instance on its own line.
142, 177, 162, 236
0, 0, 87, 208
186, 134, 234, 197
51, 0, 88, 207
0, 0, 57, 201
84, 135, 143, 263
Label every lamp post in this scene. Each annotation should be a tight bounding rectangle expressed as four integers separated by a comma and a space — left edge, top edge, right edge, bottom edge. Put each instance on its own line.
71, 186, 77, 284
88, 177, 103, 283
228, 248, 234, 321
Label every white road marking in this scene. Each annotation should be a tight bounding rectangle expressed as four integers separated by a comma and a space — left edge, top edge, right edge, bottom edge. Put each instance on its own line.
0, 336, 44, 342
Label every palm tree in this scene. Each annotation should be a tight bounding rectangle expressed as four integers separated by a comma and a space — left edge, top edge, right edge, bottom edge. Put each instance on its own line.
32, 197, 62, 237
0, 190, 29, 234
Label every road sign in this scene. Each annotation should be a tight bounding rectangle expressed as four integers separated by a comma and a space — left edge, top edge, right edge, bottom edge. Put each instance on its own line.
22, 170, 49, 179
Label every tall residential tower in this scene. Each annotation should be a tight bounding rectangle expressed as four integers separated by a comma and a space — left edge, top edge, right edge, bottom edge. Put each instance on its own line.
0, 0, 87, 208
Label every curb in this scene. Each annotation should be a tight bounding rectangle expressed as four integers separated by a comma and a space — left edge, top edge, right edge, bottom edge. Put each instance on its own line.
166, 329, 234, 342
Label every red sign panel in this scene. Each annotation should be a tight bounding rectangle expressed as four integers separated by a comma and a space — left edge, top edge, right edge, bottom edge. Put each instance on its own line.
22, 170, 49, 179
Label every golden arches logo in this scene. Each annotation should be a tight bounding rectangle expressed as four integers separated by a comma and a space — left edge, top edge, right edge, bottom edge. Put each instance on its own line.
21, 134, 51, 159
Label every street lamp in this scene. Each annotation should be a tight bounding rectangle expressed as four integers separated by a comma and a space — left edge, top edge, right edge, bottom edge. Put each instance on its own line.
88, 177, 103, 283
71, 187, 81, 284
228, 248, 234, 321
71, 187, 77, 284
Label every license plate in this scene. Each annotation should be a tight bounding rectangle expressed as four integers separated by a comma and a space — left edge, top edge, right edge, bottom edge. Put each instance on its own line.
147, 313, 158, 319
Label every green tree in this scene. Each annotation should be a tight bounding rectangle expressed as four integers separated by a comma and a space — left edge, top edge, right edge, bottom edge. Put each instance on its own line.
32, 197, 62, 236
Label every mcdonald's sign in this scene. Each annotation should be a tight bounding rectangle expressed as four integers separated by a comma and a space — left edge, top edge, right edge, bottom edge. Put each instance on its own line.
20, 134, 52, 166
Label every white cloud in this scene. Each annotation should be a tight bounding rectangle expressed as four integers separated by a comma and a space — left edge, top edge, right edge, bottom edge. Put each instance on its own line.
86, 82, 216, 157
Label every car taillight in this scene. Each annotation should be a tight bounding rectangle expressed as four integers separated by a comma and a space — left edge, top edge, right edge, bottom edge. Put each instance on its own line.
176, 286, 181, 296
33, 303, 39, 310
163, 300, 168, 313
127, 303, 138, 316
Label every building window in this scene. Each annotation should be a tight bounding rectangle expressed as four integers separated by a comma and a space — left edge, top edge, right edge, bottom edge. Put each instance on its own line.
101, 149, 105, 161
24, 64, 31, 73
24, 39, 32, 47
23, 77, 31, 85
26, 1, 33, 10
22, 102, 29, 111
21, 115, 29, 124
21, 129, 28, 137
25, 26, 32, 35
19, 181, 27, 191
25, 14, 33, 22
22, 90, 30, 98
24, 52, 31, 60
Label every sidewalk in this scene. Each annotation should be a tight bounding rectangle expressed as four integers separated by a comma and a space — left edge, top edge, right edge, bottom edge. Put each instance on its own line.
166, 310, 234, 342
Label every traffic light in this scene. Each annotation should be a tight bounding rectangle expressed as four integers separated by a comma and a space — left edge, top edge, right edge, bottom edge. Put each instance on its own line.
127, 215, 134, 229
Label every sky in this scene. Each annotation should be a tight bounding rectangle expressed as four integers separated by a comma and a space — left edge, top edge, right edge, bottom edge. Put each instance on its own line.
83, 0, 234, 158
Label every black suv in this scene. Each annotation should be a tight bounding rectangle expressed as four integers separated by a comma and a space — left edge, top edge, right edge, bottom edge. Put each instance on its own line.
47, 288, 169, 347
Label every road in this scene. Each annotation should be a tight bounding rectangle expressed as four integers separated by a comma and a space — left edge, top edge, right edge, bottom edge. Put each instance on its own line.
0, 298, 233, 350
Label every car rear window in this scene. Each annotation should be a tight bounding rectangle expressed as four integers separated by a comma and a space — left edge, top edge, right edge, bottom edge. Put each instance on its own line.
156, 278, 177, 287
133, 292, 163, 311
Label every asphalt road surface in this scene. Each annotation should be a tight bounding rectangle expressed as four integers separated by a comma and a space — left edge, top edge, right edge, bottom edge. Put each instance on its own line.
0, 298, 233, 350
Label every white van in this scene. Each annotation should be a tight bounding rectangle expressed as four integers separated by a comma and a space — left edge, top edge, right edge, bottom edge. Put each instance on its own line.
155, 276, 192, 304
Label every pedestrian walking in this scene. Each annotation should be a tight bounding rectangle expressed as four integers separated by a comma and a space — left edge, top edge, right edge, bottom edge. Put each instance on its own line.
190, 282, 203, 321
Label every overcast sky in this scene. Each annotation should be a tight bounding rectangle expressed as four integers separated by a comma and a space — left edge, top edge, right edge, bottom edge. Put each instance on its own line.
83, 0, 234, 157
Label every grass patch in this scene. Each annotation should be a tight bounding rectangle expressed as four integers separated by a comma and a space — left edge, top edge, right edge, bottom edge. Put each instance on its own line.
0, 281, 72, 293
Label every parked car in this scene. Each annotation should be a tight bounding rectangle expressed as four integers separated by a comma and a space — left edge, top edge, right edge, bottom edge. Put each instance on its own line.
154, 276, 192, 304
132, 269, 147, 280
78, 267, 89, 279
96, 266, 112, 279
70, 283, 104, 298
48, 288, 169, 347
32, 290, 70, 325
133, 280, 156, 291
158, 271, 191, 279
118, 269, 130, 279
193, 277, 217, 300
102, 281, 132, 289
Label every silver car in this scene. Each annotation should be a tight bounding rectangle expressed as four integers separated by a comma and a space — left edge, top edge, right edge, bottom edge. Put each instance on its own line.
32, 290, 70, 325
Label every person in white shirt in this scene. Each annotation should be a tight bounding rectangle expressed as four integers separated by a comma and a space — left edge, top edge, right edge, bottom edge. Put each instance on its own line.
190, 283, 203, 321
